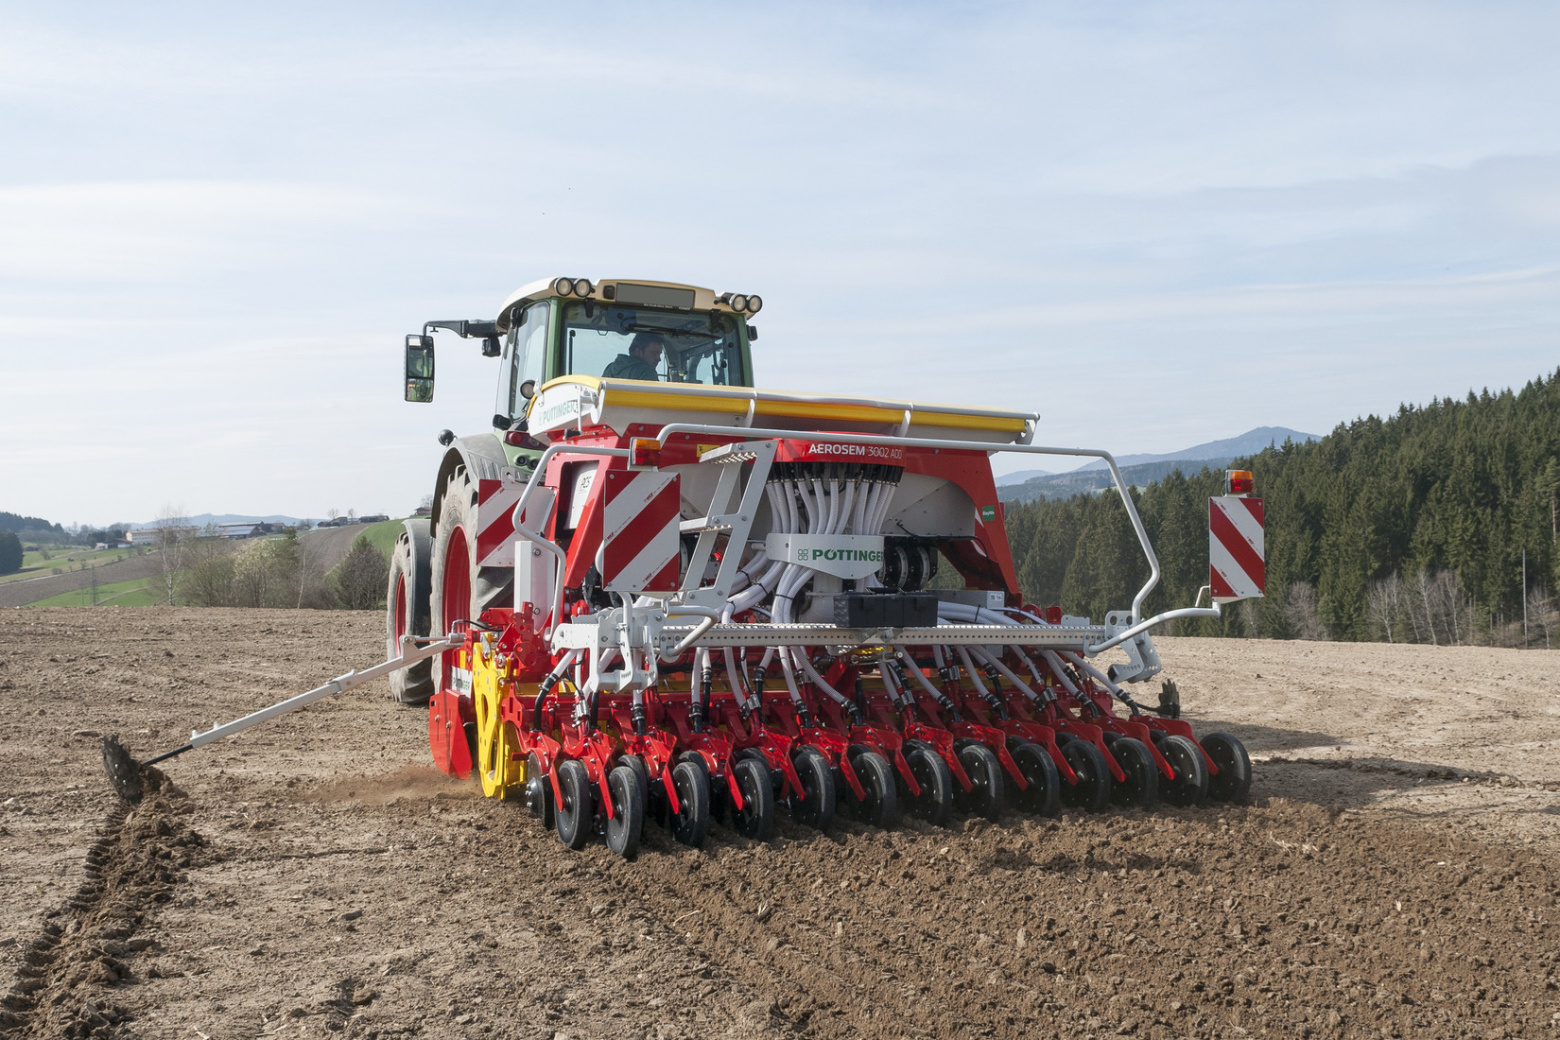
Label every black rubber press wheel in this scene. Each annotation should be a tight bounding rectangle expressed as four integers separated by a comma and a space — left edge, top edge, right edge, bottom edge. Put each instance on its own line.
1201, 732, 1252, 804
604, 764, 644, 860
554, 759, 592, 851
1159, 734, 1209, 808
1008, 741, 1061, 818
670, 760, 710, 849
952, 743, 1004, 821
902, 742, 954, 828
790, 746, 836, 830
525, 752, 554, 829
846, 747, 898, 829
1059, 738, 1112, 814
1108, 736, 1159, 810
730, 756, 776, 841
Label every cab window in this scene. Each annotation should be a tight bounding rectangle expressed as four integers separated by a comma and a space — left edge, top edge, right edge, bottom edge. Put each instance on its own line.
501, 301, 551, 418
558, 301, 748, 387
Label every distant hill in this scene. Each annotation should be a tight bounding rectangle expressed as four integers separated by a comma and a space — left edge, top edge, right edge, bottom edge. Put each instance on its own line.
999, 426, 1321, 502
994, 467, 1054, 487
999, 457, 1237, 504
0, 511, 65, 536
1073, 426, 1319, 471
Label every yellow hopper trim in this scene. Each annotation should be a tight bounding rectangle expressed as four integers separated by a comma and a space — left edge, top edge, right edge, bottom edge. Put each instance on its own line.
531, 376, 1033, 436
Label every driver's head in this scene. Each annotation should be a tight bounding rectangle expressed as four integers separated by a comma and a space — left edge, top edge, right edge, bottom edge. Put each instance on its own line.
629, 332, 665, 371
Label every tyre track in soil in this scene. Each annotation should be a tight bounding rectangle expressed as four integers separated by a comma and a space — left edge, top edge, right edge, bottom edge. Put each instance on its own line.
0, 769, 199, 1039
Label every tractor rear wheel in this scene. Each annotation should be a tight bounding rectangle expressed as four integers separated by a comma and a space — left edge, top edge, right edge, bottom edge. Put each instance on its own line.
1108, 737, 1159, 810
730, 756, 776, 841
790, 746, 836, 830
554, 759, 592, 850
604, 765, 644, 860
387, 525, 433, 705
953, 743, 1004, 821
1159, 734, 1209, 807
902, 743, 953, 827
1059, 739, 1112, 813
846, 748, 898, 829
1009, 741, 1062, 817
670, 760, 710, 848
1200, 732, 1251, 804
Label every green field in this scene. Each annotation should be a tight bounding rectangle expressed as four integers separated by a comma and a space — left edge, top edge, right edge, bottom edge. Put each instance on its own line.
1, 544, 141, 585
357, 519, 404, 559
26, 574, 164, 607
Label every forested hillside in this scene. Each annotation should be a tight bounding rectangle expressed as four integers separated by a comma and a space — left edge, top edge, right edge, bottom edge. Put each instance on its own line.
1003, 369, 1560, 644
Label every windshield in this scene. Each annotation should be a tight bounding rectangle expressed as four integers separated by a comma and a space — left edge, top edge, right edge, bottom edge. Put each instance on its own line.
560, 302, 748, 387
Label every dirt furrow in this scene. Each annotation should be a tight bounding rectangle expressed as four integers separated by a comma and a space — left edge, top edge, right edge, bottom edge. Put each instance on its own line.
0, 771, 199, 1039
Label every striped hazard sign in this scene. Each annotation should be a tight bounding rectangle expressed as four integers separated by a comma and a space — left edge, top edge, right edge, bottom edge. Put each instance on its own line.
475, 476, 527, 568
600, 470, 682, 593
1209, 496, 1265, 603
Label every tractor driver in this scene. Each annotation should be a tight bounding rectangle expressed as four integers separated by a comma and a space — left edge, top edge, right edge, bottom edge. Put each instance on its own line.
602, 332, 665, 381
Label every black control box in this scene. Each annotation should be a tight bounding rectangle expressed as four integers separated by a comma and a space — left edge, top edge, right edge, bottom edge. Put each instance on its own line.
833, 592, 939, 629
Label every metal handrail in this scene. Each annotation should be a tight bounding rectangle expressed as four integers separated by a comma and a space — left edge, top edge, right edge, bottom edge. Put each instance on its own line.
509, 443, 630, 632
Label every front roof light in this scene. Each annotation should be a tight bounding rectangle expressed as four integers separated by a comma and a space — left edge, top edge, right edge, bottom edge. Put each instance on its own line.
574, 278, 594, 297
730, 293, 748, 312
552, 276, 575, 296
745, 294, 762, 313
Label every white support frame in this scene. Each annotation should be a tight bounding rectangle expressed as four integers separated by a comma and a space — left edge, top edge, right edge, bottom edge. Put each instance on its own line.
511, 424, 1226, 696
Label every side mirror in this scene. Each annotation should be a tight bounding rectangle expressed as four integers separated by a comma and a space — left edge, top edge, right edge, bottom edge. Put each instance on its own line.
519, 379, 536, 400
405, 334, 435, 403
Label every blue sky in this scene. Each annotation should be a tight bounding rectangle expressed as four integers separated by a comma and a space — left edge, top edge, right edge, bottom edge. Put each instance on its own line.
4, 1, 1559, 526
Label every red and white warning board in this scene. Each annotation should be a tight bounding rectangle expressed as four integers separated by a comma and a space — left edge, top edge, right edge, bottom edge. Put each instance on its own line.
1209, 496, 1265, 603
600, 470, 682, 594
476, 476, 529, 568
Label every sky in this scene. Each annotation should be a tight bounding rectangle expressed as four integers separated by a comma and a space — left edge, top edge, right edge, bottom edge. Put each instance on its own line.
3, 1, 1559, 527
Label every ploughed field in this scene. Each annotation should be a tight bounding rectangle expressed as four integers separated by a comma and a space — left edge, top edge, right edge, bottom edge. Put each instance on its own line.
2, 608, 1559, 1039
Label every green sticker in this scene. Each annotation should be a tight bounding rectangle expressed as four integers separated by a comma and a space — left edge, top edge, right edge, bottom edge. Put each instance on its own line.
980, 505, 997, 522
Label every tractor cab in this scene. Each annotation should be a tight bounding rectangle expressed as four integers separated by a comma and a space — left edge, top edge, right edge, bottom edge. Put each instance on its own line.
403, 277, 760, 426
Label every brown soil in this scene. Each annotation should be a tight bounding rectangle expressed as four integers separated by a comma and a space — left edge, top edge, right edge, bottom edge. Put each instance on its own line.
2, 608, 1559, 1039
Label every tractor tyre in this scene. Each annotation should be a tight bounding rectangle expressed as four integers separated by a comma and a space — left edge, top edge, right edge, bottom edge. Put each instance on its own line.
846, 748, 898, 829
1059, 739, 1112, 814
790, 746, 836, 831
1201, 732, 1252, 804
1108, 736, 1159, 810
430, 465, 514, 688
670, 760, 711, 849
1009, 741, 1062, 818
554, 759, 592, 851
730, 756, 776, 841
605, 765, 644, 861
1159, 734, 1210, 807
953, 743, 1004, 821
903, 743, 954, 828
386, 525, 433, 706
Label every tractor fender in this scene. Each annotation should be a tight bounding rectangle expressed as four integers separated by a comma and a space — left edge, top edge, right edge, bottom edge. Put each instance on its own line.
429, 433, 509, 531
398, 517, 433, 634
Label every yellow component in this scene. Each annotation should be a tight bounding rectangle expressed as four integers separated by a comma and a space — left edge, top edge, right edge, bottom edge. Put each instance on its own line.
471, 646, 521, 799
529, 375, 1032, 436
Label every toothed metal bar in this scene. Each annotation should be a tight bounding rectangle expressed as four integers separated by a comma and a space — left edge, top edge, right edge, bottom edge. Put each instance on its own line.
550, 620, 1104, 652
